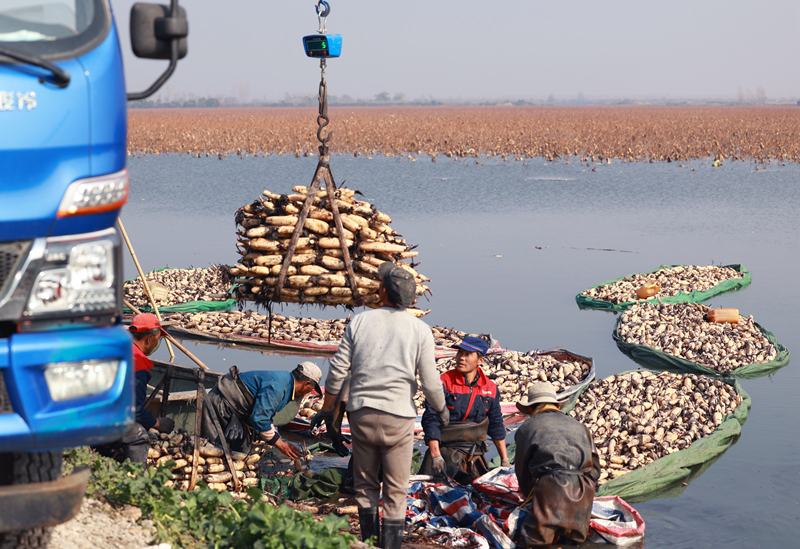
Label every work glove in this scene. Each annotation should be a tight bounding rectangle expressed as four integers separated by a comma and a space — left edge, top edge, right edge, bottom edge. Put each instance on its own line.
330, 433, 351, 457
431, 455, 446, 477
500, 460, 511, 468
310, 409, 335, 432
156, 417, 175, 434
224, 416, 244, 443
437, 407, 450, 427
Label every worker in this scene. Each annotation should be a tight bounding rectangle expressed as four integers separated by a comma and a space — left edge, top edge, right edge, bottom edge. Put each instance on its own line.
96, 313, 174, 464
514, 382, 600, 547
201, 362, 322, 460
419, 336, 510, 483
311, 261, 448, 549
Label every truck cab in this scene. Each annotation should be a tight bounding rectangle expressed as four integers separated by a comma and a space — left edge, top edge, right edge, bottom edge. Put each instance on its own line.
0, 0, 187, 544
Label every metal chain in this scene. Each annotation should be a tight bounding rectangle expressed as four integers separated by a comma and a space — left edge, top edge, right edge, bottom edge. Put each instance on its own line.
316, 58, 332, 154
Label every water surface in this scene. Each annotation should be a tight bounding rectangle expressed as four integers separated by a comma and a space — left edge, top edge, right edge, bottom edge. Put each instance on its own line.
123, 154, 799, 548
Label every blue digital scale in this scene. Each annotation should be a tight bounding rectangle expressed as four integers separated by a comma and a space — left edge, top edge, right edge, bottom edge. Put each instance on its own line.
303, 34, 342, 58
303, 1, 341, 59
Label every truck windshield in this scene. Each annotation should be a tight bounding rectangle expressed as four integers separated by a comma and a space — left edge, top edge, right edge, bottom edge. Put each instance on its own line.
0, 0, 108, 60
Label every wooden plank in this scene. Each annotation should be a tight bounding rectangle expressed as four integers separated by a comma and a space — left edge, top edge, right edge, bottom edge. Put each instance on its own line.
189, 370, 205, 491
159, 366, 175, 418
273, 156, 330, 301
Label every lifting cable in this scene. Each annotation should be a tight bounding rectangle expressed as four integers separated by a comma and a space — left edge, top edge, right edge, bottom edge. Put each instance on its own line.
271, 1, 363, 307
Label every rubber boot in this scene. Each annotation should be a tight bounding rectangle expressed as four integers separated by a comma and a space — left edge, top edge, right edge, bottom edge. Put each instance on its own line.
382, 518, 405, 549
358, 507, 380, 546
121, 423, 150, 465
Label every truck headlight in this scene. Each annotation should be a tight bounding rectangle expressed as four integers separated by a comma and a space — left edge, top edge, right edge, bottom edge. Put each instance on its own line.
57, 170, 129, 217
44, 359, 120, 401
25, 231, 117, 316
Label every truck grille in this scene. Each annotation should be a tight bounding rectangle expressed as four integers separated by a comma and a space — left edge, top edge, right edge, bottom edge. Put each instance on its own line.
0, 372, 12, 414
0, 241, 31, 298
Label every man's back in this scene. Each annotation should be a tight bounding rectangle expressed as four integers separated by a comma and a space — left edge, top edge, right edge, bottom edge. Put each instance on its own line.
327, 306, 444, 418
515, 409, 597, 495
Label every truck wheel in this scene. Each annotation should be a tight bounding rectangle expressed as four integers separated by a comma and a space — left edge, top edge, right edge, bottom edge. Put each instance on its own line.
0, 451, 64, 549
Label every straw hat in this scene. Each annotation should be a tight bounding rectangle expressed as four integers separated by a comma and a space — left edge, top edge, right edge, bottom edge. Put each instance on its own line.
516, 381, 559, 413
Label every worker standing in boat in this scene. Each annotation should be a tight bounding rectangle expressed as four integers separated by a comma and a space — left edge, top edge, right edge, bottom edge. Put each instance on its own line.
419, 336, 510, 483
202, 362, 322, 460
96, 313, 174, 464
514, 382, 601, 547
311, 262, 448, 549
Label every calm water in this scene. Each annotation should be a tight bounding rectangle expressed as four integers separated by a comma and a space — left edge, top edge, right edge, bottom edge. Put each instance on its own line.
123, 154, 799, 549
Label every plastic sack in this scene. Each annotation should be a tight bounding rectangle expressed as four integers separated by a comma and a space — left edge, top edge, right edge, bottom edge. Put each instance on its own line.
588, 496, 645, 546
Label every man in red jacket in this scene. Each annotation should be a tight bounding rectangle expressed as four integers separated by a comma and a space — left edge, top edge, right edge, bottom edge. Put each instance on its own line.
97, 313, 174, 464
420, 336, 510, 483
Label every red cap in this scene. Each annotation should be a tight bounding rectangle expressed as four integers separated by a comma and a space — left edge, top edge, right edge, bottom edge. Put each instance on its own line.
129, 313, 164, 333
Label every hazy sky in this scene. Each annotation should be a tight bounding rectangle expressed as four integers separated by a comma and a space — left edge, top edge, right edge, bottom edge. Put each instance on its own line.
113, 0, 800, 102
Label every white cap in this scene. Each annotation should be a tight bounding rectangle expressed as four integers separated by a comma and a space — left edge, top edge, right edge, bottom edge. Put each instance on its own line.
294, 361, 322, 395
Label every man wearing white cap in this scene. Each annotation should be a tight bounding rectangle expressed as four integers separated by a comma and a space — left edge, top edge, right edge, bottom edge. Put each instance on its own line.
202, 362, 322, 460
514, 382, 600, 547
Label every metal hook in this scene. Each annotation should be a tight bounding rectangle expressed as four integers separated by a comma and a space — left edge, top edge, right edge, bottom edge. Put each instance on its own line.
316, 0, 330, 33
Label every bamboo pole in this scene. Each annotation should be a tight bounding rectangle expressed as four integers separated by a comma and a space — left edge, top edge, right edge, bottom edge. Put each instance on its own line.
117, 218, 175, 361
124, 298, 210, 371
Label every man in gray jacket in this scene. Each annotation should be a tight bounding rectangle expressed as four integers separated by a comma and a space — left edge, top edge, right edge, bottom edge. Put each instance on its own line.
312, 262, 449, 549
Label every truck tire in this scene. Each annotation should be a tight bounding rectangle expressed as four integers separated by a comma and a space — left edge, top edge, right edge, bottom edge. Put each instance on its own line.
0, 451, 64, 549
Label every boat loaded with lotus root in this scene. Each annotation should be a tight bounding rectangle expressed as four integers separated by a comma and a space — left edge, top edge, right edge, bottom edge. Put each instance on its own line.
577, 264, 751, 310
613, 302, 789, 378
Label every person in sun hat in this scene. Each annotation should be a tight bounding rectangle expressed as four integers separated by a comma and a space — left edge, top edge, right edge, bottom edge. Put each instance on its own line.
514, 381, 601, 547
310, 261, 447, 549
419, 335, 510, 484
202, 361, 322, 459
95, 313, 175, 464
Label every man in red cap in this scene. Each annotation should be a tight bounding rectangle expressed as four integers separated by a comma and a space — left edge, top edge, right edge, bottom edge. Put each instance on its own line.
97, 313, 174, 464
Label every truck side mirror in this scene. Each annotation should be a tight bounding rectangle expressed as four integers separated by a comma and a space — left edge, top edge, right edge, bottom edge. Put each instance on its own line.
130, 2, 188, 60
127, 1, 188, 101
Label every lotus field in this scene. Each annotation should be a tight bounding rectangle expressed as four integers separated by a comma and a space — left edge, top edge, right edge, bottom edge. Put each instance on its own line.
128, 106, 800, 162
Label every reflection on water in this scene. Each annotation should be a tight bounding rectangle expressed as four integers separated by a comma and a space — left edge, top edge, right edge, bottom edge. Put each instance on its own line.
124, 154, 798, 548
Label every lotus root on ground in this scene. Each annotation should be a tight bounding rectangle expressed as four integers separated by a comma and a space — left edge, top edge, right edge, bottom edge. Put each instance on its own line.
617, 302, 777, 372
144, 429, 312, 492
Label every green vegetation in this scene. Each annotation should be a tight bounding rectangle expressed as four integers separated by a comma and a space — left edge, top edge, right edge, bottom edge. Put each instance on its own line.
64, 448, 356, 549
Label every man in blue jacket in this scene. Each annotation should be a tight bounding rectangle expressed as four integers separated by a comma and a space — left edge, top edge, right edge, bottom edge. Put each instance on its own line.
420, 336, 510, 483
202, 362, 322, 460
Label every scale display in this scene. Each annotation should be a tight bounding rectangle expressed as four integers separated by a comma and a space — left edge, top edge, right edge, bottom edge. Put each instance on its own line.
303, 34, 342, 58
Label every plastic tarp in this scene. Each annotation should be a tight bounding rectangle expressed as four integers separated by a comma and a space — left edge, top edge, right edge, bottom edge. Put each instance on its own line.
491, 373, 750, 503
576, 264, 751, 312
123, 266, 237, 314
612, 317, 790, 380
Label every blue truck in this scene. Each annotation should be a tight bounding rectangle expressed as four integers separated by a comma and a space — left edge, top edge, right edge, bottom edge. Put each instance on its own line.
0, 1, 187, 545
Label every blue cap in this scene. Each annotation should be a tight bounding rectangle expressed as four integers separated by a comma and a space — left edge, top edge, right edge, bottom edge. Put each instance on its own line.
454, 336, 490, 356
